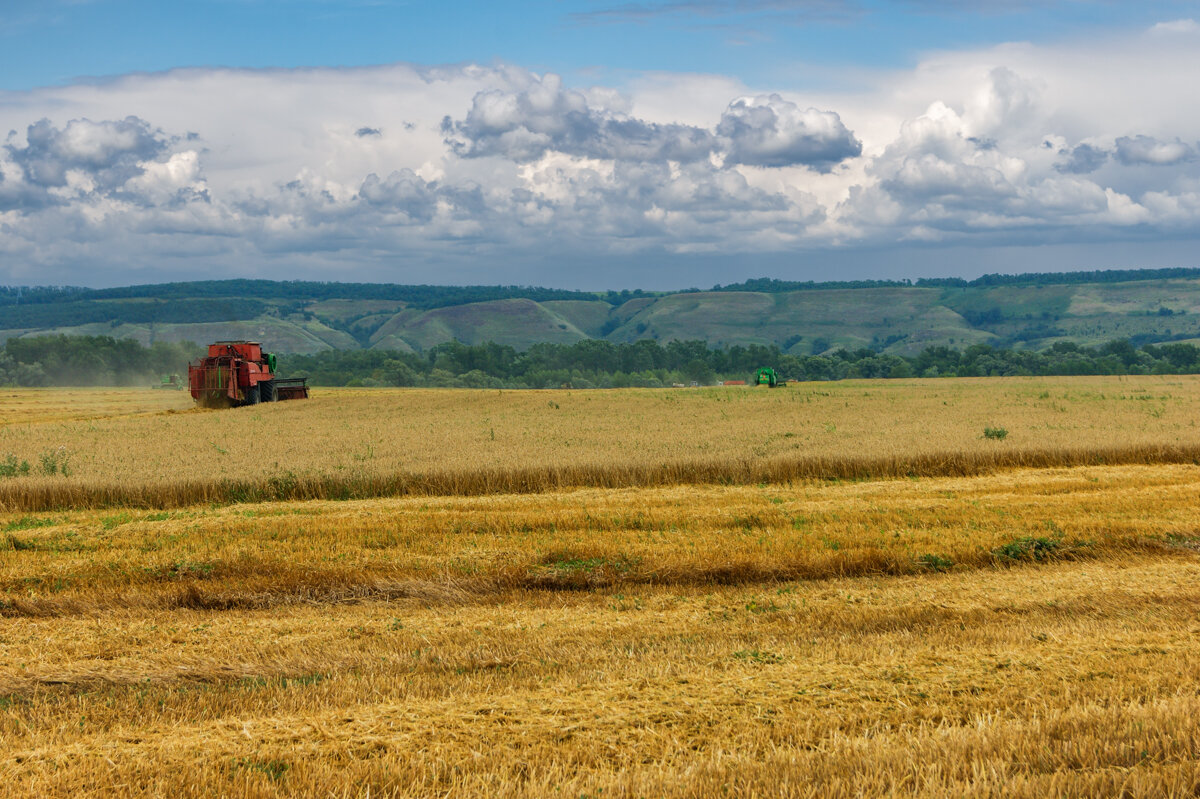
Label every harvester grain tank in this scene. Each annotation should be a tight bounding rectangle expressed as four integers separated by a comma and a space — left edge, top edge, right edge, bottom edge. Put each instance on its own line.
188, 341, 309, 408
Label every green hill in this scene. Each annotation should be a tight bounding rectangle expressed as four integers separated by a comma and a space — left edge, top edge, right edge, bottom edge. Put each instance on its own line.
3, 269, 1200, 354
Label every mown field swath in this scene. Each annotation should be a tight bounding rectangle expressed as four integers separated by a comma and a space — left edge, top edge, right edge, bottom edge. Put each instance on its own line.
3, 376, 1200, 511
4, 380, 1200, 796
2, 466, 1200, 796
0, 464, 1194, 613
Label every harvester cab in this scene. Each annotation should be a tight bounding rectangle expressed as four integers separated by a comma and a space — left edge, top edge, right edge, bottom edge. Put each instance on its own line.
188, 340, 309, 408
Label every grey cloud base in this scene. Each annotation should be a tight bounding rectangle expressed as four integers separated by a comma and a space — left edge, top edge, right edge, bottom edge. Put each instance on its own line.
1, 117, 173, 210
717, 95, 861, 170
1115, 135, 1197, 166
443, 75, 860, 171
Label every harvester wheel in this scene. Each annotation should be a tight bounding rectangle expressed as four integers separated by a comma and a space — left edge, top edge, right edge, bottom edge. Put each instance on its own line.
244, 384, 260, 406
260, 380, 278, 403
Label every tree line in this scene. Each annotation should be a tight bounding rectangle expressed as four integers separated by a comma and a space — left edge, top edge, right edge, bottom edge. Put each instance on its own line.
6, 334, 1200, 389
0, 335, 200, 386
712, 267, 1200, 294
279, 338, 1200, 389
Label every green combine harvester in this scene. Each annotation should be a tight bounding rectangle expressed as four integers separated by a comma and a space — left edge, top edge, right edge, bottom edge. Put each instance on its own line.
753, 367, 782, 388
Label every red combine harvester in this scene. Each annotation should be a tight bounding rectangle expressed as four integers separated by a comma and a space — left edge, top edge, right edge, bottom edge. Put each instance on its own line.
188, 341, 309, 408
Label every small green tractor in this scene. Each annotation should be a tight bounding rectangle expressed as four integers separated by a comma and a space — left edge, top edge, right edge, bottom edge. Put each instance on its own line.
753, 367, 782, 388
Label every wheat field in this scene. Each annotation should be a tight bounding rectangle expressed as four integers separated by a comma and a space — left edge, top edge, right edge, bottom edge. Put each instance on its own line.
3, 381, 1200, 796
2, 376, 1200, 510
0, 386, 189, 426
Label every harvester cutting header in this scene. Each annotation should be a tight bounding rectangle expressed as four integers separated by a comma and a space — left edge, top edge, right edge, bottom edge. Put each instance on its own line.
188, 341, 308, 408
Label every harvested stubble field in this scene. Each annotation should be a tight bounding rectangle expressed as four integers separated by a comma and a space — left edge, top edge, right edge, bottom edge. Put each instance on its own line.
3, 380, 1200, 797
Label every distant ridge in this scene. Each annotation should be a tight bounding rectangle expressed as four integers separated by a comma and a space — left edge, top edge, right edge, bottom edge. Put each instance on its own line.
712, 266, 1200, 293
5, 266, 1200, 307
0, 280, 625, 310
3, 267, 1200, 355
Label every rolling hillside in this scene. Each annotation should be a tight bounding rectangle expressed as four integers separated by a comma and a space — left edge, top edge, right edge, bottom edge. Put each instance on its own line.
2, 271, 1200, 354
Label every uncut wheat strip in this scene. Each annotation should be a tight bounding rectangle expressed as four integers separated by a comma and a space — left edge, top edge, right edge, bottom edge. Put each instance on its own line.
5, 441, 1200, 512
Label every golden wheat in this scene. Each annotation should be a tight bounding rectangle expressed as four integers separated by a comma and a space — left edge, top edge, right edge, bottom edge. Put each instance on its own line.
3, 376, 1200, 510
0, 386, 191, 425
4, 380, 1200, 797
2, 553, 1199, 797
1, 463, 1194, 614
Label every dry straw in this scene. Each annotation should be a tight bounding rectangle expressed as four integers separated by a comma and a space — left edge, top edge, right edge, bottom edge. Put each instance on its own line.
5, 376, 1200, 797
4, 440, 1200, 512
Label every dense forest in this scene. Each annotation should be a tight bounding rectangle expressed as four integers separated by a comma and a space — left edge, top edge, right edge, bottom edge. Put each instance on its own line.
6, 334, 1200, 389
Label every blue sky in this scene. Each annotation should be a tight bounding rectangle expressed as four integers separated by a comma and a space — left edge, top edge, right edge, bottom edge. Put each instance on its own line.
0, 1, 1198, 289
2, 1, 1191, 91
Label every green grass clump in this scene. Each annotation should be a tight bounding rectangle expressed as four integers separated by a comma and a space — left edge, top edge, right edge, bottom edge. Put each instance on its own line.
992, 536, 1059, 562
0, 455, 31, 478
918, 553, 954, 572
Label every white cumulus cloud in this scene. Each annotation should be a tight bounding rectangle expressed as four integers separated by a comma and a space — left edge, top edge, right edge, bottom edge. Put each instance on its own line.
1, 18, 1200, 286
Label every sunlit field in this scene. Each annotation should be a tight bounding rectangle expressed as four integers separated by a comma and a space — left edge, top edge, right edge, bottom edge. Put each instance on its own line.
0, 386, 190, 426
3, 380, 1200, 796
2, 376, 1200, 511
